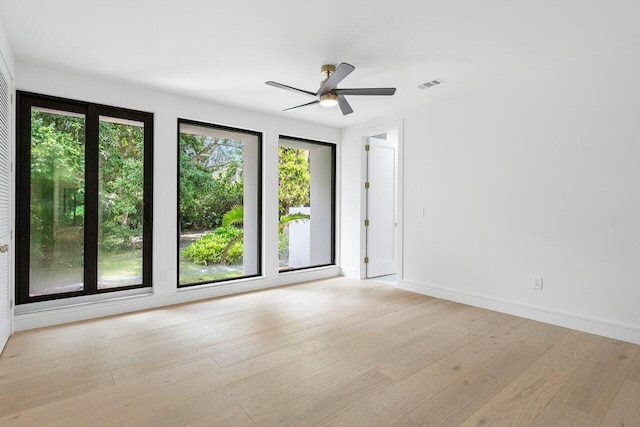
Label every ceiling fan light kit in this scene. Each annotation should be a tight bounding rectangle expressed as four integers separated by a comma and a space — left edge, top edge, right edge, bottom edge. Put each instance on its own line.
319, 93, 338, 107
266, 62, 396, 115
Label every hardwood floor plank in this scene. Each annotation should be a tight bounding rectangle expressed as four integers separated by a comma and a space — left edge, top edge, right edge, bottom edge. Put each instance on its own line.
627, 351, 640, 383
0, 357, 220, 425
57, 334, 363, 425
84, 291, 442, 425
553, 338, 639, 419
599, 380, 640, 427
530, 402, 599, 427
376, 308, 509, 381
236, 302, 460, 423
111, 349, 222, 385
388, 329, 565, 426
209, 287, 433, 367
239, 305, 512, 424
0, 278, 637, 426
324, 319, 564, 427
181, 404, 254, 427
459, 329, 602, 426
0, 280, 402, 385
256, 368, 395, 426
0, 371, 114, 415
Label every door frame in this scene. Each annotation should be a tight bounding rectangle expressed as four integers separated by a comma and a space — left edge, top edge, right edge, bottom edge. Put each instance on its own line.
359, 120, 404, 281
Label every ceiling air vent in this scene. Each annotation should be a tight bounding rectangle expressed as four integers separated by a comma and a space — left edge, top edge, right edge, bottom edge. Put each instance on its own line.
418, 78, 444, 89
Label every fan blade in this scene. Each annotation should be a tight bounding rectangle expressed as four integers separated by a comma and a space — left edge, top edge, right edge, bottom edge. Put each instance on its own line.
337, 95, 353, 115
266, 81, 317, 98
317, 63, 355, 95
333, 88, 396, 96
283, 100, 320, 111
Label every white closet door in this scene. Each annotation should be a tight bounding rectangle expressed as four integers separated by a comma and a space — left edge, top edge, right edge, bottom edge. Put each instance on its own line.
366, 136, 397, 278
0, 57, 12, 354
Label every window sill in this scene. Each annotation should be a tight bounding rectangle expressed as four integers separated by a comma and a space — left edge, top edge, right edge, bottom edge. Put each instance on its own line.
14, 287, 153, 315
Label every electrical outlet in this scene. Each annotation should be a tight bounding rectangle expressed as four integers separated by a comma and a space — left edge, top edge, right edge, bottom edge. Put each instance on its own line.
533, 277, 543, 290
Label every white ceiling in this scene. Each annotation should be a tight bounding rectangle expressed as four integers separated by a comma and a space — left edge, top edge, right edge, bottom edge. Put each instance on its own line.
1, 1, 639, 128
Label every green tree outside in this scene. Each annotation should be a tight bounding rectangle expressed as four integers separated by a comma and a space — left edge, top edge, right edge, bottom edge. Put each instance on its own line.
278, 147, 310, 217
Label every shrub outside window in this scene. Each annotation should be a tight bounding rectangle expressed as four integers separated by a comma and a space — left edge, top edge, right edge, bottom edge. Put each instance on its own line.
178, 119, 261, 286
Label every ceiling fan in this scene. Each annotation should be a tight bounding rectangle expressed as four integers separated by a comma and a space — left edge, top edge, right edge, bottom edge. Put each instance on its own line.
266, 62, 396, 116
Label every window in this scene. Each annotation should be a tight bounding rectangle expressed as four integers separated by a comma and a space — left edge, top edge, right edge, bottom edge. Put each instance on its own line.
178, 119, 261, 286
16, 92, 153, 303
278, 136, 335, 271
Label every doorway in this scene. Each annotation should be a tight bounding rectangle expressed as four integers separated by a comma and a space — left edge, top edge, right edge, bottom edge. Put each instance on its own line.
365, 127, 399, 280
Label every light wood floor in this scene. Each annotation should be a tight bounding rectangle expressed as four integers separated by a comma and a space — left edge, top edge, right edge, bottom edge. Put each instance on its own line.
1, 277, 639, 426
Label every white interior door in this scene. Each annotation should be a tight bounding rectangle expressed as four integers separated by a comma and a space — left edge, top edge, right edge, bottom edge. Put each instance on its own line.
366, 135, 397, 278
0, 57, 12, 353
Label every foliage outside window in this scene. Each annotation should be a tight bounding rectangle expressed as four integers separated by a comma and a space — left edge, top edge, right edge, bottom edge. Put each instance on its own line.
61, 188, 83, 227
178, 120, 261, 286
278, 136, 335, 271
97, 116, 147, 289
16, 92, 153, 304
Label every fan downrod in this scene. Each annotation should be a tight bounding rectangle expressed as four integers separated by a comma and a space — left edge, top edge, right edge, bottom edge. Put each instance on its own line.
321, 64, 336, 85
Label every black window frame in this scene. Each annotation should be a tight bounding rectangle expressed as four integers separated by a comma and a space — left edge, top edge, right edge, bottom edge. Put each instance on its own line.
278, 135, 336, 273
15, 91, 154, 304
177, 118, 263, 288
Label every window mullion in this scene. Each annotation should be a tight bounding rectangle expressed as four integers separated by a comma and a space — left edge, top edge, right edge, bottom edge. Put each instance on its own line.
84, 105, 99, 293
143, 115, 153, 287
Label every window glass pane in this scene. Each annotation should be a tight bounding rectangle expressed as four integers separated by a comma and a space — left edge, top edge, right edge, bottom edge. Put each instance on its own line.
98, 116, 145, 289
179, 122, 261, 286
29, 108, 85, 296
278, 138, 334, 271
17, 92, 153, 304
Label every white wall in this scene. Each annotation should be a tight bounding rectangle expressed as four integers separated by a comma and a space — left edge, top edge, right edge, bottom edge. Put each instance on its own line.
341, 42, 640, 344
14, 62, 341, 330
0, 21, 13, 76
309, 144, 333, 266
288, 206, 311, 268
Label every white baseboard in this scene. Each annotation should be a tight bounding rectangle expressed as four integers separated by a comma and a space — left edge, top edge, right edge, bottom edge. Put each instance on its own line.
339, 268, 358, 279
14, 267, 340, 331
399, 279, 640, 345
